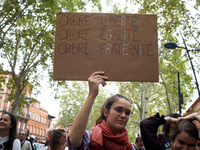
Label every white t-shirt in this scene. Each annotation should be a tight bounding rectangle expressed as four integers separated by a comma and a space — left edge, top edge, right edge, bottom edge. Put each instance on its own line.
0, 136, 20, 150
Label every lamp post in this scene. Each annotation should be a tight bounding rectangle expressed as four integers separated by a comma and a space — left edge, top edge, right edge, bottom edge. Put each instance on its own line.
164, 32, 200, 100
177, 72, 183, 115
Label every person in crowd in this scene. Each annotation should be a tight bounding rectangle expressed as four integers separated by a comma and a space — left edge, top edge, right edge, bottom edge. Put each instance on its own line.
0, 112, 20, 150
34, 137, 38, 143
157, 113, 181, 150
45, 128, 55, 147
18, 130, 32, 150
67, 71, 134, 149
133, 136, 144, 150
44, 129, 68, 150
24, 128, 34, 150
140, 112, 199, 150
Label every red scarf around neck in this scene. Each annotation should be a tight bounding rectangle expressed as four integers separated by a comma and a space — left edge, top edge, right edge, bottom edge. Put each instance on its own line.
90, 120, 132, 150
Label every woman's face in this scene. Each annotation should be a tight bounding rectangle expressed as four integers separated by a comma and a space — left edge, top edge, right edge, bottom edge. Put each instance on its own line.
173, 131, 197, 150
104, 98, 131, 134
59, 132, 66, 145
0, 114, 12, 131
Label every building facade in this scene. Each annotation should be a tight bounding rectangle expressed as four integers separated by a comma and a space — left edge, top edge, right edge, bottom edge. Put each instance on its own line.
0, 72, 55, 141
185, 97, 200, 130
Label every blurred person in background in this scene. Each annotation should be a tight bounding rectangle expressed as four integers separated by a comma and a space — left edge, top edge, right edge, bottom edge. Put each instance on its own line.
44, 129, 68, 150
18, 130, 32, 150
45, 128, 55, 147
24, 128, 34, 150
133, 136, 144, 150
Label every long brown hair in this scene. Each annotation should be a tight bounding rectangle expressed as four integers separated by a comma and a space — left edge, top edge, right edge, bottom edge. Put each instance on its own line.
49, 129, 66, 150
95, 94, 131, 125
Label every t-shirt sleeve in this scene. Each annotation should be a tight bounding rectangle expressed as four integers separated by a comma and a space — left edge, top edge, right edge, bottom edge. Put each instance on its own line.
67, 131, 91, 150
12, 139, 21, 150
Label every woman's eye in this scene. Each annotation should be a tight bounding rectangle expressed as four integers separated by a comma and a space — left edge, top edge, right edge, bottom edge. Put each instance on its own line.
178, 140, 185, 145
116, 108, 122, 112
125, 111, 131, 115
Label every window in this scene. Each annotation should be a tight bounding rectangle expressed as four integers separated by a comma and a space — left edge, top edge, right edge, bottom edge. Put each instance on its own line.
44, 118, 46, 124
36, 113, 38, 121
18, 121, 21, 133
37, 128, 39, 135
23, 122, 26, 130
42, 116, 44, 123
24, 107, 27, 116
43, 129, 45, 136
30, 126, 33, 133
32, 112, 35, 120
38, 115, 41, 122
6, 101, 10, 111
34, 126, 36, 134
40, 129, 42, 136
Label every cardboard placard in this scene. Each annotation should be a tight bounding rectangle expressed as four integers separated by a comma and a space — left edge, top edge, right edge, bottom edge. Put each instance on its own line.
53, 12, 158, 82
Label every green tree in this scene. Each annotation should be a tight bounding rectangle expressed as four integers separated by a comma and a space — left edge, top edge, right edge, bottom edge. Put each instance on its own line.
115, 0, 200, 121
56, 81, 111, 129
0, 0, 101, 114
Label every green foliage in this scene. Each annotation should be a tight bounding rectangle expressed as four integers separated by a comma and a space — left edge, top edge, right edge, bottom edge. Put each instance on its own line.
56, 81, 88, 128
56, 81, 112, 129
114, 0, 200, 119
0, 0, 101, 114
5, 77, 37, 115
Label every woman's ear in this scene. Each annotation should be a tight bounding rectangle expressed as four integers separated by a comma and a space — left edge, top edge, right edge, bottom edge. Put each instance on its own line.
104, 108, 108, 118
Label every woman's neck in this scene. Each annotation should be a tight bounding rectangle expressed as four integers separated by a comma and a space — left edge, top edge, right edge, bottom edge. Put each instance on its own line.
0, 129, 9, 137
56, 144, 65, 150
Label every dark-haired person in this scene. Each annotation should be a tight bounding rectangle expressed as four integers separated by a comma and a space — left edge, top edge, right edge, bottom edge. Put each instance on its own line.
140, 113, 199, 150
67, 71, 134, 149
171, 119, 198, 150
24, 128, 34, 150
44, 129, 68, 150
0, 112, 20, 150
158, 113, 181, 150
133, 136, 144, 150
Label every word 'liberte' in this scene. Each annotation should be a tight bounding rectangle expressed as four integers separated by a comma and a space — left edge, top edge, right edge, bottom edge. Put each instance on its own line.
60, 14, 137, 27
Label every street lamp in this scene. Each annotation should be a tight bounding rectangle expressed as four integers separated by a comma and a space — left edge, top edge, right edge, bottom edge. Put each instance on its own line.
164, 32, 200, 100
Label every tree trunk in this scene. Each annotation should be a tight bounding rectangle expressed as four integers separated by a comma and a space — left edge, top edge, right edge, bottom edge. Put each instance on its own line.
141, 82, 150, 120
11, 84, 23, 115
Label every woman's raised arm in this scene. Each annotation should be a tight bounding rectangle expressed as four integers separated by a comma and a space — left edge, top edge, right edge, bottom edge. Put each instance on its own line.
69, 71, 108, 148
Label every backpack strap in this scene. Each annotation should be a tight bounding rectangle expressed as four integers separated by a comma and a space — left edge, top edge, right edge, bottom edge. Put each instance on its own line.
87, 130, 107, 150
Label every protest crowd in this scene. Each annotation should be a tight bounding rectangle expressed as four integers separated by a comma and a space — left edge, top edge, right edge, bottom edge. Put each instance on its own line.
0, 72, 200, 150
